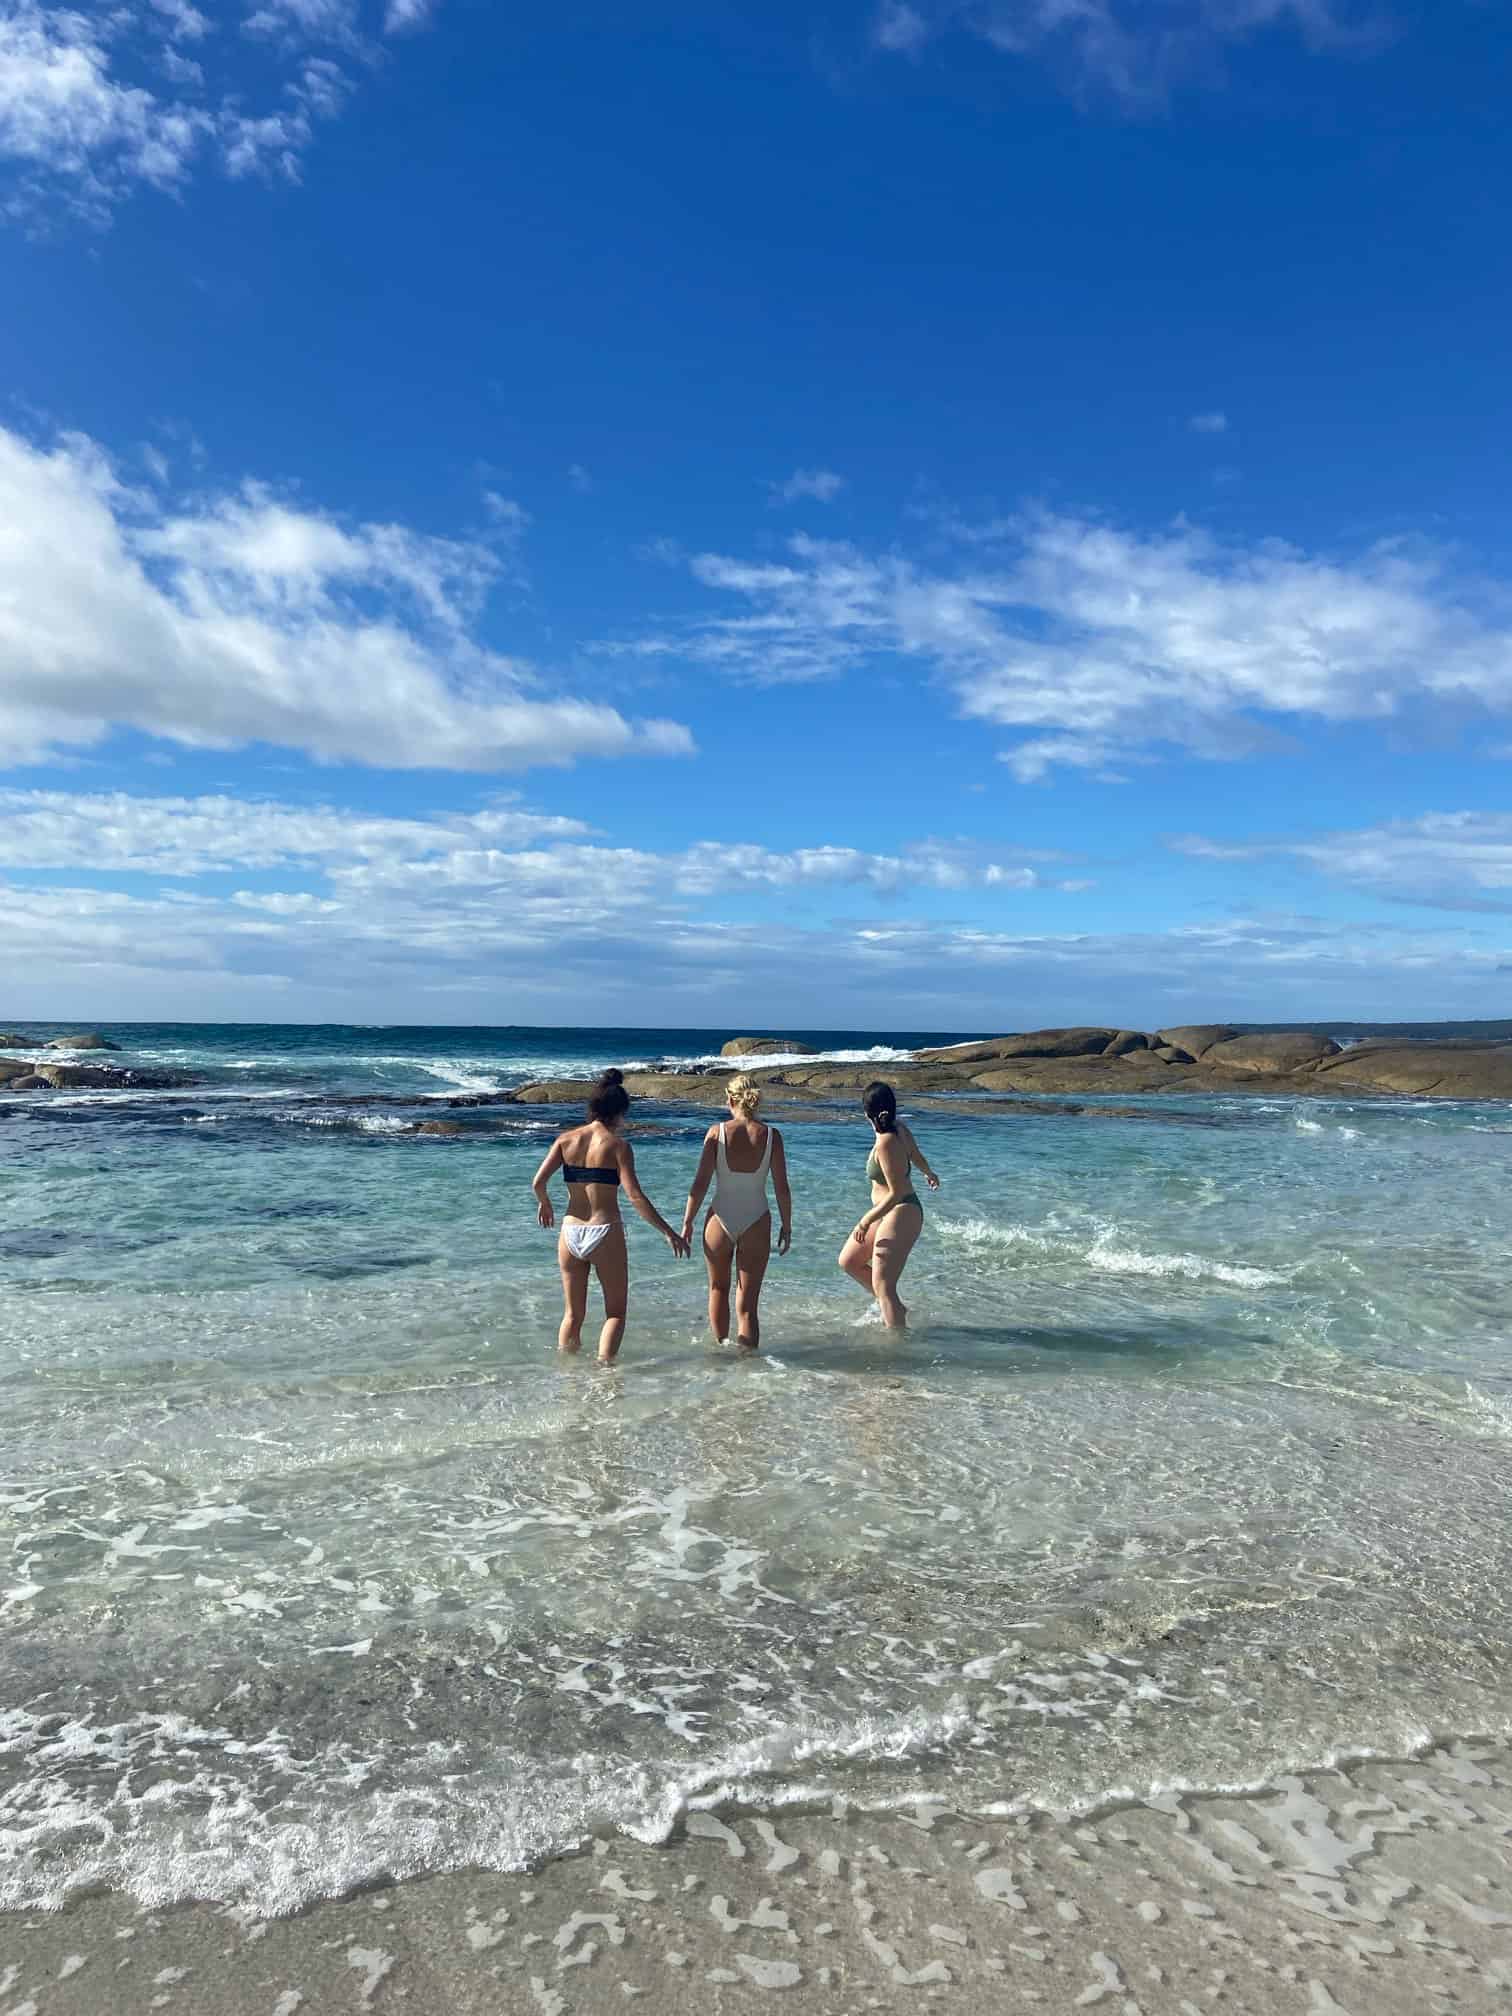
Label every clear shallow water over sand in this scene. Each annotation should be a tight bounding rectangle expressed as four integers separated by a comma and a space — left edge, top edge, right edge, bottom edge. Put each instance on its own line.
2, 1024, 1512, 1919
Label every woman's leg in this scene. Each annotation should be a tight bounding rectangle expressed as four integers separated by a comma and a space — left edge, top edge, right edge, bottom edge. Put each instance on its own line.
592, 1224, 630, 1364
557, 1237, 589, 1353
838, 1225, 875, 1293
870, 1205, 922, 1330
733, 1211, 772, 1349
703, 1214, 735, 1342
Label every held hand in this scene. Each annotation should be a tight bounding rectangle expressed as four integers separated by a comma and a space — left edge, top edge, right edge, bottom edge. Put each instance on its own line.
777, 1224, 791, 1256
537, 1197, 555, 1230
665, 1227, 691, 1259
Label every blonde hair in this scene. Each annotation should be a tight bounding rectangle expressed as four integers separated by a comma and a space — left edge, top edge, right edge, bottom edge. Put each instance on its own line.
726, 1073, 762, 1117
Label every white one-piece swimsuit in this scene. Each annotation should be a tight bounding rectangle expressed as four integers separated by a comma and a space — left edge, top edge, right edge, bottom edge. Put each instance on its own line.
711, 1122, 773, 1241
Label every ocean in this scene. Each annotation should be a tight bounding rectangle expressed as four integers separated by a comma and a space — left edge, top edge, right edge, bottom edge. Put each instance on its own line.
3, 1021, 1512, 1931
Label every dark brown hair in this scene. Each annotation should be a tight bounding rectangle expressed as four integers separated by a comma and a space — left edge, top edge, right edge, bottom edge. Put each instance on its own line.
588, 1068, 630, 1123
863, 1080, 898, 1134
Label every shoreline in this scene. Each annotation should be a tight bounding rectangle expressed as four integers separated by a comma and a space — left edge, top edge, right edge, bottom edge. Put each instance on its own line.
3, 1740, 1507, 2013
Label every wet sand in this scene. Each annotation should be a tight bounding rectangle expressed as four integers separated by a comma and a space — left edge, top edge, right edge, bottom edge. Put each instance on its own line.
3, 1742, 1508, 2013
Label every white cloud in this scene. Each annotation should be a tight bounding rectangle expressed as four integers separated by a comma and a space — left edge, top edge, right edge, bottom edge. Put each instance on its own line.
383, 0, 434, 30
0, 425, 692, 771
875, 0, 1374, 103
873, 3, 929, 53
0, 789, 590, 874
770, 468, 847, 506
627, 512, 1512, 775
0, 787, 1097, 1014
0, 0, 440, 219
0, 4, 210, 214
1189, 410, 1228, 434
1173, 812, 1512, 914
0, 788, 1071, 892
3, 858, 1504, 1024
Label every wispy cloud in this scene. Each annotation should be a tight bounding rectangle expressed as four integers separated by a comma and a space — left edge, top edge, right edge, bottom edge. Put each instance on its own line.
616, 512, 1512, 778
3, 846, 1502, 1023
1172, 812, 1512, 914
872, 1, 1379, 106
873, 1, 929, 53
0, 0, 442, 222
1189, 409, 1229, 434
769, 468, 847, 506
0, 424, 690, 771
0, 786, 1106, 1015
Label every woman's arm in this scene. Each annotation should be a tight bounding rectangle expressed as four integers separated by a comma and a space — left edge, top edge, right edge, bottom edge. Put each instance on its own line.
899, 1119, 941, 1191
681, 1129, 719, 1241
853, 1135, 915, 1238
620, 1141, 691, 1257
771, 1128, 792, 1254
531, 1138, 564, 1228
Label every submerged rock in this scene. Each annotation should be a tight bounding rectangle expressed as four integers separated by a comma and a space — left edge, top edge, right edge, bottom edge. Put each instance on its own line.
8, 1074, 50, 1090
0, 1032, 29, 1047
413, 1119, 465, 1136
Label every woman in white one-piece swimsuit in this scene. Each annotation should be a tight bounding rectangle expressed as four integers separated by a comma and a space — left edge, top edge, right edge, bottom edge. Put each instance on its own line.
532, 1070, 688, 1363
681, 1074, 792, 1350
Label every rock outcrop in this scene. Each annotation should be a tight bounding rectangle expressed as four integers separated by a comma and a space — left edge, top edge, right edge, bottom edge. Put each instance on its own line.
1316, 1043, 1512, 1099
510, 1026, 1512, 1110
916, 1030, 1116, 1063
0, 1033, 28, 1048
1205, 1032, 1340, 1075
1154, 1026, 1238, 1059
46, 1032, 120, 1051
0, 1059, 29, 1085
19, 1063, 187, 1091
721, 1037, 818, 1058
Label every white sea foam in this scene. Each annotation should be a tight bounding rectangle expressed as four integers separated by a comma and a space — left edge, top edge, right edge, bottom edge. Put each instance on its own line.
415, 1059, 505, 1093
937, 1216, 1284, 1289
0, 1702, 972, 1917
682, 1045, 916, 1072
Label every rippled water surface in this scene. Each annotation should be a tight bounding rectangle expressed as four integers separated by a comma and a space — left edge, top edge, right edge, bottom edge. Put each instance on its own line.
3, 1023, 1511, 1915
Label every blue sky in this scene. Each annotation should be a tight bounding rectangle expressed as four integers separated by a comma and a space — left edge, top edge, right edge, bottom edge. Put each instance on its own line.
2, 0, 1511, 1026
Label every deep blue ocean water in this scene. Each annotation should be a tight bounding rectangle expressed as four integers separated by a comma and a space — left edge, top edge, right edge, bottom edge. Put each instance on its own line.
3, 1021, 1512, 1916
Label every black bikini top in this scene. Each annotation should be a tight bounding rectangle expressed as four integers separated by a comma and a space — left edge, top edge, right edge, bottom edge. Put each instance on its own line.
562, 1160, 620, 1186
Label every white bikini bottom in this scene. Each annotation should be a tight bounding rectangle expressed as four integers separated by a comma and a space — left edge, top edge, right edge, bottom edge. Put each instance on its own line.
563, 1219, 614, 1262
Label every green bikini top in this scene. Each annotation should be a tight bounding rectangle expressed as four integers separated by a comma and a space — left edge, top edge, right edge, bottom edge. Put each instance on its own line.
867, 1141, 910, 1184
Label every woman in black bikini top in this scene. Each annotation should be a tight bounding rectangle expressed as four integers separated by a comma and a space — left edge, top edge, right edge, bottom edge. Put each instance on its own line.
531, 1070, 687, 1363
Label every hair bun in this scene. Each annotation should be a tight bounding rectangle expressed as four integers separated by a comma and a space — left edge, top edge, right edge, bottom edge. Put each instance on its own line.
599, 1068, 625, 1088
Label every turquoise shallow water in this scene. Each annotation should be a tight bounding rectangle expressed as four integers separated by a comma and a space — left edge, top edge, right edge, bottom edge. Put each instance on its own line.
3, 1023, 1512, 1915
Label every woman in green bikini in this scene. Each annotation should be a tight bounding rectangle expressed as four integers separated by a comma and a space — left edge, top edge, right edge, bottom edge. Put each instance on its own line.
837, 1081, 940, 1329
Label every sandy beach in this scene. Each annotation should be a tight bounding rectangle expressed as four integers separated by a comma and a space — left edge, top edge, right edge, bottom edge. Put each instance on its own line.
4, 1742, 1509, 2013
